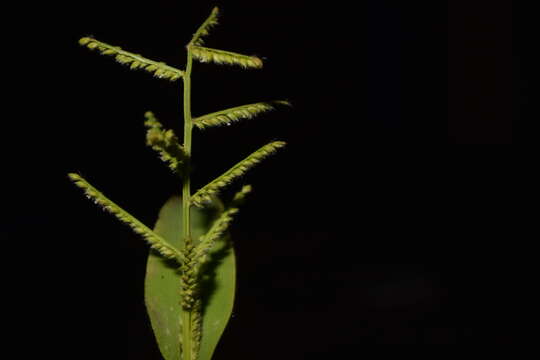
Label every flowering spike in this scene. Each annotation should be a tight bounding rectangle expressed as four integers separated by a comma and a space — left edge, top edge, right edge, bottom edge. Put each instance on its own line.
194, 208, 238, 260
191, 141, 286, 207
79, 37, 184, 81
144, 111, 187, 174
191, 46, 263, 69
193, 185, 252, 262
68, 173, 185, 263
190, 7, 219, 46
193, 101, 290, 130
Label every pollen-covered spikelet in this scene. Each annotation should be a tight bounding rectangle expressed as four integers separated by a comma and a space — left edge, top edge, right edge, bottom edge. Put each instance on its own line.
68, 173, 184, 262
191, 46, 263, 69
144, 111, 187, 173
190, 141, 285, 207
193, 101, 290, 129
79, 37, 185, 81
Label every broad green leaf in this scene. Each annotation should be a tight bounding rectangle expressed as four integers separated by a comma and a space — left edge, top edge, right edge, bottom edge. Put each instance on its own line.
145, 196, 236, 360
197, 234, 235, 360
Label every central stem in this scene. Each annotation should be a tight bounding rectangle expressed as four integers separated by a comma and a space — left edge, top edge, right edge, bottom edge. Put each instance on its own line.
183, 48, 193, 243
182, 45, 194, 360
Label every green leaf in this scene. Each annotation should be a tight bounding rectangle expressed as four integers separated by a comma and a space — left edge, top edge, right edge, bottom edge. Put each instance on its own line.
145, 196, 236, 360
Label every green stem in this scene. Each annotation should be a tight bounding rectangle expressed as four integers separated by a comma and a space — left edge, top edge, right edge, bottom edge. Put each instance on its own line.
182, 46, 194, 360
183, 49, 193, 245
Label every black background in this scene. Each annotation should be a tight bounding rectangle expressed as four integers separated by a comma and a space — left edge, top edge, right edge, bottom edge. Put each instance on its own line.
4, 0, 519, 356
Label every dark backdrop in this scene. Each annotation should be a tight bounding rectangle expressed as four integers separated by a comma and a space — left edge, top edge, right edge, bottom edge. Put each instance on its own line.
4, 0, 517, 357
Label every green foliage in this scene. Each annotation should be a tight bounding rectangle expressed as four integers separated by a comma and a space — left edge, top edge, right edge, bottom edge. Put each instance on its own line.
71, 6, 287, 360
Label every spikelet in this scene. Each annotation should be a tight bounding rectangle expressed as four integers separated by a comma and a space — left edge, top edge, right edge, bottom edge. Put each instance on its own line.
191, 142, 285, 207
191, 46, 263, 69
190, 7, 219, 46
144, 111, 187, 173
79, 37, 185, 81
232, 184, 253, 203
68, 173, 185, 263
193, 101, 290, 130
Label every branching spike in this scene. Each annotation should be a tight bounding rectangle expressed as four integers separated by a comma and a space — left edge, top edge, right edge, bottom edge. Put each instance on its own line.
193, 101, 290, 130
191, 141, 285, 207
144, 111, 187, 174
79, 37, 185, 81
68, 173, 185, 263
191, 46, 263, 69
